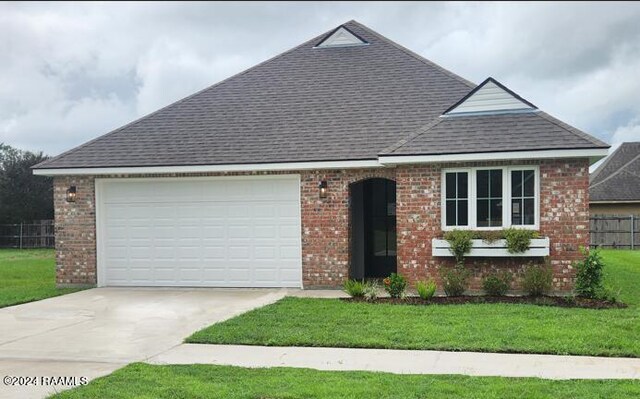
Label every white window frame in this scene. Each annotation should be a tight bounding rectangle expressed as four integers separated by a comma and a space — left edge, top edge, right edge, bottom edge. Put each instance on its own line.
441, 165, 540, 231
441, 168, 472, 228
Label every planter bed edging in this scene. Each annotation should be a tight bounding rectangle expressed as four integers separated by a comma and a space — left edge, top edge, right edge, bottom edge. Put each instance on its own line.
341, 295, 626, 309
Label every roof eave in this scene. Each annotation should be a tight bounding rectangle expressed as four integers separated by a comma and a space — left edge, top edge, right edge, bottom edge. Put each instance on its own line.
379, 148, 609, 166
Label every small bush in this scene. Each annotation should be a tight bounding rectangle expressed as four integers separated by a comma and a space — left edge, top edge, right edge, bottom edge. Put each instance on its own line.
363, 280, 379, 301
478, 230, 503, 244
383, 273, 407, 298
482, 272, 512, 296
441, 264, 470, 296
574, 247, 606, 299
343, 279, 365, 298
416, 280, 437, 300
443, 230, 475, 262
503, 228, 539, 254
523, 262, 553, 297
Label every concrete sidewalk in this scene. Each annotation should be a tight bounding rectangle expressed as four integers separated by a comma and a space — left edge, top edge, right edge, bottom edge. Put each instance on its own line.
148, 344, 640, 380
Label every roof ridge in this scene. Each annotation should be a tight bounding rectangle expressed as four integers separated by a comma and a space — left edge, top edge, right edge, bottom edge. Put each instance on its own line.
34, 23, 339, 169
379, 117, 443, 155
347, 21, 475, 89
536, 111, 609, 148
590, 151, 640, 190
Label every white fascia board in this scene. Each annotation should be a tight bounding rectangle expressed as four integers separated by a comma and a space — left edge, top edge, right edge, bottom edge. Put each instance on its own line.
379, 148, 609, 166
32, 159, 384, 176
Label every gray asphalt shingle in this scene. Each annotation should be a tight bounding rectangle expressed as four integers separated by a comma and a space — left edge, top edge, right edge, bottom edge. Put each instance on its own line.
383, 111, 608, 156
590, 142, 640, 202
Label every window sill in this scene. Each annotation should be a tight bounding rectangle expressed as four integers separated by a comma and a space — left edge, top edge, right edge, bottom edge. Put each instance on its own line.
432, 238, 550, 257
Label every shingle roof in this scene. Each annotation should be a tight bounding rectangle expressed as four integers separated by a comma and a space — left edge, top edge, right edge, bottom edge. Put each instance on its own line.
382, 111, 608, 156
35, 20, 607, 170
590, 142, 640, 202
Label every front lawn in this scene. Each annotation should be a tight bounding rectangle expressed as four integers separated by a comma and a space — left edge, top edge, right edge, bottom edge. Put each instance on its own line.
187, 250, 640, 357
0, 249, 82, 308
51, 363, 640, 399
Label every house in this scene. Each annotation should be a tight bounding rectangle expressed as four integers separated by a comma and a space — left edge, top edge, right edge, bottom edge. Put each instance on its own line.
590, 142, 640, 216
33, 21, 609, 292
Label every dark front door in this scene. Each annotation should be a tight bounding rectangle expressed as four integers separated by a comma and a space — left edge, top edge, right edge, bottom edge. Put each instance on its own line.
363, 179, 397, 278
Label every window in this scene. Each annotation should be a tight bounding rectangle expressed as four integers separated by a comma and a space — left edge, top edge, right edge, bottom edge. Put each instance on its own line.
511, 169, 536, 225
444, 171, 468, 227
441, 166, 539, 230
476, 169, 502, 227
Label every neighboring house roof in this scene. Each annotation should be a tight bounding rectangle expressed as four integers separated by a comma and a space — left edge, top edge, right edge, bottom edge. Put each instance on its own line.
34, 20, 608, 171
590, 142, 640, 203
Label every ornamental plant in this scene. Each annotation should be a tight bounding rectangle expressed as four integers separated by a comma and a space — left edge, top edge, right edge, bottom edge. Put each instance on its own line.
503, 228, 539, 254
574, 247, 606, 299
522, 261, 553, 297
363, 280, 380, 301
443, 229, 474, 262
383, 273, 407, 298
482, 271, 512, 296
416, 279, 437, 300
440, 263, 470, 297
343, 279, 365, 298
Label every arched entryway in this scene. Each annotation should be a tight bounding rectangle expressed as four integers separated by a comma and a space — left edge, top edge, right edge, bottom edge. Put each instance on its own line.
350, 178, 397, 279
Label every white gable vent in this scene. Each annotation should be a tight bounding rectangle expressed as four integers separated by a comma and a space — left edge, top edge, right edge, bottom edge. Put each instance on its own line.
444, 78, 537, 116
315, 26, 368, 48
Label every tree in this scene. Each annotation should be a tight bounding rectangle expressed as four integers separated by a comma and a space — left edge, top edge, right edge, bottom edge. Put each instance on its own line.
0, 143, 53, 224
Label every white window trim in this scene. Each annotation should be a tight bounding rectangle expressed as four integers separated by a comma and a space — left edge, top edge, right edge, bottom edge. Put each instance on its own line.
441, 165, 540, 231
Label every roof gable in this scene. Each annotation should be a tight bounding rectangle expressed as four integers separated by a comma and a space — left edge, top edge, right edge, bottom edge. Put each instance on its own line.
444, 77, 537, 116
315, 26, 368, 48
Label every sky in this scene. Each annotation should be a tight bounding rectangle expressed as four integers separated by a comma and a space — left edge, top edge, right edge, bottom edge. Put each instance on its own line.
2, 1, 640, 163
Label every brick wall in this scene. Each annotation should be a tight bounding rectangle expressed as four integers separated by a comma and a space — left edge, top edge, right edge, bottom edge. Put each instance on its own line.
53, 176, 97, 287
395, 159, 590, 293
52, 158, 589, 292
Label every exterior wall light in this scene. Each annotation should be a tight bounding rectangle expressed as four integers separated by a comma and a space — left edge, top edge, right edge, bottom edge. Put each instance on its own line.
318, 180, 328, 199
66, 186, 77, 203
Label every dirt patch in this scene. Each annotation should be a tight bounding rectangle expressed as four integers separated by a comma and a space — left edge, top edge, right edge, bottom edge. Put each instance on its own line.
341, 295, 626, 309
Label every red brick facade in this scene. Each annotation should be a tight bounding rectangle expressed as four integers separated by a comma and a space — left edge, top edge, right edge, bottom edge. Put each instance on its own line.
53, 158, 589, 292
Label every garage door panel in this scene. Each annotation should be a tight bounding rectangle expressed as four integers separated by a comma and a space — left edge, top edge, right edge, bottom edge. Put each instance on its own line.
99, 176, 302, 287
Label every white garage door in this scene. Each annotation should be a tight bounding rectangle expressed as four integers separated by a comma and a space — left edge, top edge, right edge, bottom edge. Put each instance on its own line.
96, 176, 302, 287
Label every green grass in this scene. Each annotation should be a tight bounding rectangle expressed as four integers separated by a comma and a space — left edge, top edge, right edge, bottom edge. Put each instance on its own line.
0, 249, 83, 308
51, 363, 640, 399
187, 250, 640, 357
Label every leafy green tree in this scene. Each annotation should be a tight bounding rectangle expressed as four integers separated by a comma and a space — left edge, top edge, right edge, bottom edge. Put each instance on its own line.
0, 143, 53, 224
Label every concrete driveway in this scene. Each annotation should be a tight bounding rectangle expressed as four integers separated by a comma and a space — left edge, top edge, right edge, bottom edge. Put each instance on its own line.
0, 287, 286, 399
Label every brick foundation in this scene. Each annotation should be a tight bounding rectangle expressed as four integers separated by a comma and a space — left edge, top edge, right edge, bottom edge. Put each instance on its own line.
53, 158, 589, 292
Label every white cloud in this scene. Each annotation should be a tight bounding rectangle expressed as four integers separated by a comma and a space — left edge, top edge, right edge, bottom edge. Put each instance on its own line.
1, 2, 640, 156
610, 120, 640, 146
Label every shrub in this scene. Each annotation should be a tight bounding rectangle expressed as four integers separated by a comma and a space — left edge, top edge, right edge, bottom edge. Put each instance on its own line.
416, 280, 437, 300
363, 280, 379, 301
383, 273, 407, 298
478, 230, 503, 244
482, 272, 512, 296
343, 279, 365, 298
443, 230, 475, 262
523, 262, 553, 297
574, 247, 606, 299
503, 228, 539, 254
441, 264, 470, 296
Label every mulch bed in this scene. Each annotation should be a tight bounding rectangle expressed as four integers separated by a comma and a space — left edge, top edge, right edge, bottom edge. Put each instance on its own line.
341, 295, 627, 309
